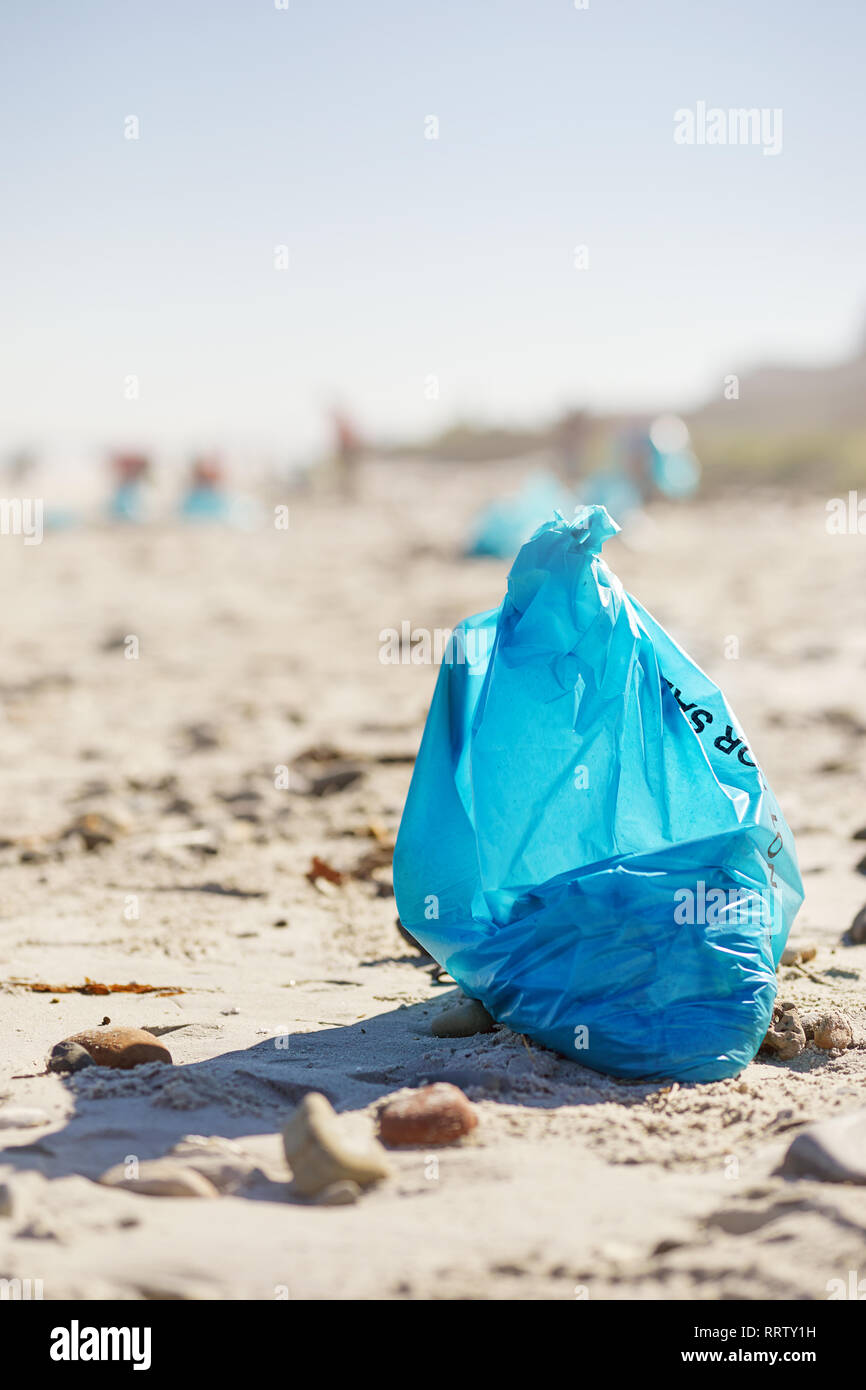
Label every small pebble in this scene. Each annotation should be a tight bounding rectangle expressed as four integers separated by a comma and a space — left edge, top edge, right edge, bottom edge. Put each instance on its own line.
431, 998, 495, 1038
379, 1083, 478, 1147
780, 943, 817, 966
282, 1092, 392, 1197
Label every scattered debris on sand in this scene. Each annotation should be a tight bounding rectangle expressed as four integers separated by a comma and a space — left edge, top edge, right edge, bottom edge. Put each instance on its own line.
11, 979, 184, 997
292, 744, 365, 797
0, 487, 864, 1301
60, 811, 126, 851
306, 856, 345, 887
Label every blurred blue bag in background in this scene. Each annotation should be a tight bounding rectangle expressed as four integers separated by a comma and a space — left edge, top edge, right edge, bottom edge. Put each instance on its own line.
394, 504, 803, 1081
465, 472, 572, 558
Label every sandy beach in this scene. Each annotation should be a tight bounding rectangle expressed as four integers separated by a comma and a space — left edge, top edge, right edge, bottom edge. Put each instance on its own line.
1, 462, 864, 1302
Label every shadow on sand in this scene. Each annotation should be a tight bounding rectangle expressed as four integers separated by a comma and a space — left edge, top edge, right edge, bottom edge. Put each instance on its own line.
0, 992, 655, 1200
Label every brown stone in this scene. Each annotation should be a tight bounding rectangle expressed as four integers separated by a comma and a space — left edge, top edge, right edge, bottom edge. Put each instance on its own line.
378, 1083, 478, 1147
63, 1026, 172, 1069
812, 1010, 853, 1051
759, 1001, 806, 1061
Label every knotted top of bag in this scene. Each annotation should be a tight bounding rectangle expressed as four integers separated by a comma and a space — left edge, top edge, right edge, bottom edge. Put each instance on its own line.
537, 503, 620, 555
504, 503, 622, 638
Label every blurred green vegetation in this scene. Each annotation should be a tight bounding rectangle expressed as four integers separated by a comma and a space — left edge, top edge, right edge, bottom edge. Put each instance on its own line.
386, 418, 866, 493
691, 429, 866, 493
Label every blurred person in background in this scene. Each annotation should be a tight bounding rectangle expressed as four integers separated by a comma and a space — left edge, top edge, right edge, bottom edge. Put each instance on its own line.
109, 452, 151, 522
555, 409, 589, 486
5, 448, 37, 487
179, 456, 230, 521
330, 406, 363, 501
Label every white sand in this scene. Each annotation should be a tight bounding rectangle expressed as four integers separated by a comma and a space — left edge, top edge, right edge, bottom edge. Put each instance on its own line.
1, 463, 864, 1300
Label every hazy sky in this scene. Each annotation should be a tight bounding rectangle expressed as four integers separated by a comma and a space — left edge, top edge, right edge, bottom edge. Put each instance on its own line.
2, 0, 864, 460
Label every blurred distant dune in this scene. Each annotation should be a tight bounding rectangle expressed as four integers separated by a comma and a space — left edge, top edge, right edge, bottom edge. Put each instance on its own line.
693, 330, 866, 435
382, 332, 866, 493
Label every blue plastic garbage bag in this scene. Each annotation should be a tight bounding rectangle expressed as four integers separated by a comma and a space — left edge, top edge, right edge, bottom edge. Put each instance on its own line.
109, 482, 146, 523
180, 487, 231, 522
394, 505, 803, 1081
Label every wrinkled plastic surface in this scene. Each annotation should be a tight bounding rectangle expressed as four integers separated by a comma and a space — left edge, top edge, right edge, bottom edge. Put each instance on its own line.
394, 505, 803, 1081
